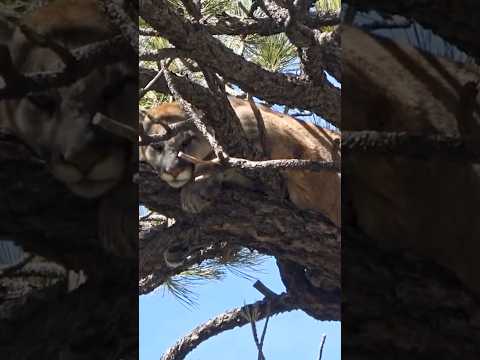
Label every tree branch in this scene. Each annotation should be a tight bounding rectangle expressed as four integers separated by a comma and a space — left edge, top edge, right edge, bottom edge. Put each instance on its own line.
139, 171, 340, 319
342, 130, 480, 161
160, 293, 297, 360
139, 0, 340, 126
201, 11, 339, 36
0, 35, 131, 100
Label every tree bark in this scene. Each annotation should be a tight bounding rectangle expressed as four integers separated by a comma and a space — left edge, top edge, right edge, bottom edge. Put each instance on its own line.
139, 167, 341, 321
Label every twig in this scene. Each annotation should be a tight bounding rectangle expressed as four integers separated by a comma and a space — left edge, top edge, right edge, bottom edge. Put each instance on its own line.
92, 113, 137, 143
245, 304, 266, 360
247, 94, 268, 158
318, 334, 326, 360
161, 60, 227, 160
178, 151, 218, 166
139, 69, 164, 99
139, 58, 174, 99
160, 293, 297, 360
258, 306, 271, 360
254, 280, 279, 299
139, 120, 191, 145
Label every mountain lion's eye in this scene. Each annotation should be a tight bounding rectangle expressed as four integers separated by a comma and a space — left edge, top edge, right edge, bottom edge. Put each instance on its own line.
27, 93, 57, 113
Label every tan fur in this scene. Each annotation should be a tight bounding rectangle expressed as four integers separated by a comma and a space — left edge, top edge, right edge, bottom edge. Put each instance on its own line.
141, 98, 341, 226
0, 0, 136, 198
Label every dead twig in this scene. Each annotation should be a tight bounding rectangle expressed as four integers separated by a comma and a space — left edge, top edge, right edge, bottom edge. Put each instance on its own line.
318, 334, 327, 360
92, 113, 137, 143
178, 152, 340, 173
161, 60, 228, 160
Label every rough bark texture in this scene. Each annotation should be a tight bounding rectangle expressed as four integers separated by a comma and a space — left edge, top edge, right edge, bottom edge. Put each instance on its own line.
139, 168, 341, 321
342, 21, 480, 359
139, 0, 340, 127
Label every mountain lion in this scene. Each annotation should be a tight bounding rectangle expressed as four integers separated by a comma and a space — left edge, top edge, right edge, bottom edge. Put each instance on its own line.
140, 97, 341, 227
0, 0, 137, 199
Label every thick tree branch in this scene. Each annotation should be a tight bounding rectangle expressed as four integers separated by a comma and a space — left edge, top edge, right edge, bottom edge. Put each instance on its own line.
140, 0, 340, 126
162, 63, 227, 159
139, 169, 340, 320
0, 35, 131, 100
140, 67, 213, 105
180, 153, 340, 173
342, 131, 480, 161
201, 11, 339, 36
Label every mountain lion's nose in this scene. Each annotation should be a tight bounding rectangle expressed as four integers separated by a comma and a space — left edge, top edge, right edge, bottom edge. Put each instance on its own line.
62, 147, 103, 173
164, 166, 183, 178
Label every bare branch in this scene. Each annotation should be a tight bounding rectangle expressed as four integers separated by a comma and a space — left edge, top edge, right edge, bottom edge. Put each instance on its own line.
254, 280, 278, 298
160, 294, 297, 360
92, 113, 137, 143
161, 61, 227, 160
139, 119, 191, 145
342, 131, 480, 161
139, 68, 164, 99
318, 334, 327, 360
180, 153, 340, 173
201, 11, 340, 36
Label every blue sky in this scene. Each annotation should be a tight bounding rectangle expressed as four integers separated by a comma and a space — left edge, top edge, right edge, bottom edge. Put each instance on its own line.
140, 256, 340, 360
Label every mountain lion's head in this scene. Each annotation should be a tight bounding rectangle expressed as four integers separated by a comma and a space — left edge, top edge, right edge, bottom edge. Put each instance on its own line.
0, 0, 136, 198
139, 103, 212, 188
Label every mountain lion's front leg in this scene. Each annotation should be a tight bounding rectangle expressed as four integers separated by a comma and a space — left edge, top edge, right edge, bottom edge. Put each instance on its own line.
180, 175, 222, 214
